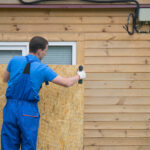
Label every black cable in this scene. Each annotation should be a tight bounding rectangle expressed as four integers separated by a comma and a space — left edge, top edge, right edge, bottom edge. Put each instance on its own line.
123, 13, 135, 35
19, 0, 139, 9
19, 0, 52, 4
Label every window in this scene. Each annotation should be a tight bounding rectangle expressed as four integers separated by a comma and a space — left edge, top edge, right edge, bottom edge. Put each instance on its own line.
0, 42, 28, 64
0, 42, 76, 65
42, 42, 76, 65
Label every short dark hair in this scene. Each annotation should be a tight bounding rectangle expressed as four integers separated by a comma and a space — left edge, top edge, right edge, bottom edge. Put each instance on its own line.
29, 36, 48, 53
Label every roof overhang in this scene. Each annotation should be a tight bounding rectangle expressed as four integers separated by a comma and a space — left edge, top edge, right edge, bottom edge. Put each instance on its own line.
0, 4, 149, 9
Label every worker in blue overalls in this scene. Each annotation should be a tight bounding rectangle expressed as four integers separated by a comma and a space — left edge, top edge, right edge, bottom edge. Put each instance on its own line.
1, 36, 86, 150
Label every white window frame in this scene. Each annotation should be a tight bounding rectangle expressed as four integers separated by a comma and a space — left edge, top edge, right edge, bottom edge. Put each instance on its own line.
0, 42, 76, 65
48, 42, 76, 65
0, 42, 29, 56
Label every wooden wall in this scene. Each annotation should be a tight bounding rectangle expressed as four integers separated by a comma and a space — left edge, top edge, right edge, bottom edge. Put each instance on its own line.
83, 9, 150, 150
1, 8, 150, 150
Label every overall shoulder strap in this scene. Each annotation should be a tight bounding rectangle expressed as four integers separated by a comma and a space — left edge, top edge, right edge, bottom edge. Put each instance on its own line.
23, 56, 38, 74
23, 56, 31, 74
23, 56, 49, 85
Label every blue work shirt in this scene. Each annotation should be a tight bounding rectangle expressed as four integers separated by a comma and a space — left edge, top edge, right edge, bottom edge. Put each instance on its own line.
7, 54, 58, 98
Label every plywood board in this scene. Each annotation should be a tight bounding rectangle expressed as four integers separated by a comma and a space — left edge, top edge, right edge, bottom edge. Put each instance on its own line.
0, 65, 84, 150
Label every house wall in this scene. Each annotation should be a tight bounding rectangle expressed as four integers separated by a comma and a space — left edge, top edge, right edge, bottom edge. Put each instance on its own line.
1, 8, 150, 150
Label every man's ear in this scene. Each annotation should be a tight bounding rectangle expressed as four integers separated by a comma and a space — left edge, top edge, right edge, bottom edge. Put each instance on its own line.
37, 49, 42, 56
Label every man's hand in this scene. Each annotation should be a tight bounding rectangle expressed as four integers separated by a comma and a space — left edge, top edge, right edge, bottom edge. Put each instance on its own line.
3, 70, 10, 83
77, 70, 86, 79
52, 70, 86, 87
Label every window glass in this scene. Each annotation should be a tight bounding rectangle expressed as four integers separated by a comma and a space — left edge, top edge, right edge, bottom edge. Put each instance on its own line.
42, 46, 72, 65
0, 50, 22, 64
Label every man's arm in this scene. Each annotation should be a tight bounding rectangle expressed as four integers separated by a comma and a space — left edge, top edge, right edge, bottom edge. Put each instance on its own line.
52, 75, 80, 87
3, 70, 10, 83
52, 70, 86, 87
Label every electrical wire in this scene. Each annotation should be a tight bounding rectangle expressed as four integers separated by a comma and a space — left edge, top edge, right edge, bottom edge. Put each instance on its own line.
123, 13, 136, 35
19, 0, 140, 10
19, 0, 52, 4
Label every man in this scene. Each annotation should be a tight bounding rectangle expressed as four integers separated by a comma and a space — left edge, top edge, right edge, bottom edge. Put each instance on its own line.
1, 36, 86, 150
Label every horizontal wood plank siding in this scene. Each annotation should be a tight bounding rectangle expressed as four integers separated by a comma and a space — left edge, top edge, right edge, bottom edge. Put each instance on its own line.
82, 7, 150, 150
1, 8, 150, 150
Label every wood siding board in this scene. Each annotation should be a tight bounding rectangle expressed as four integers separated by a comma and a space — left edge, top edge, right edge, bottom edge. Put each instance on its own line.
0, 9, 133, 17
85, 57, 150, 65
84, 114, 150, 121
84, 129, 150, 138
86, 73, 150, 81
84, 81, 150, 89
85, 97, 150, 105
84, 137, 150, 146
85, 49, 150, 57
84, 105, 150, 113
0, 16, 129, 24
84, 146, 150, 150
85, 89, 150, 97
0, 24, 126, 33
85, 65, 150, 73
85, 41, 150, 49
84, 122, 150, 130
0, 33, 84, 41
85, 33, 150, 41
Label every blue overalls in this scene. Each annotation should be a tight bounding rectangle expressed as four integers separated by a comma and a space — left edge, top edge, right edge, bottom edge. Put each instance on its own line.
1, 56, 41, 150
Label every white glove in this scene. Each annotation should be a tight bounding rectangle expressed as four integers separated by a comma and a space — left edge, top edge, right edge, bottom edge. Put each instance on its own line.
77, 71, 86, 79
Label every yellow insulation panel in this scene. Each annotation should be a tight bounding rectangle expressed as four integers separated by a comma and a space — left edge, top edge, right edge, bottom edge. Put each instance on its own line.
0, 65, 84, 150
